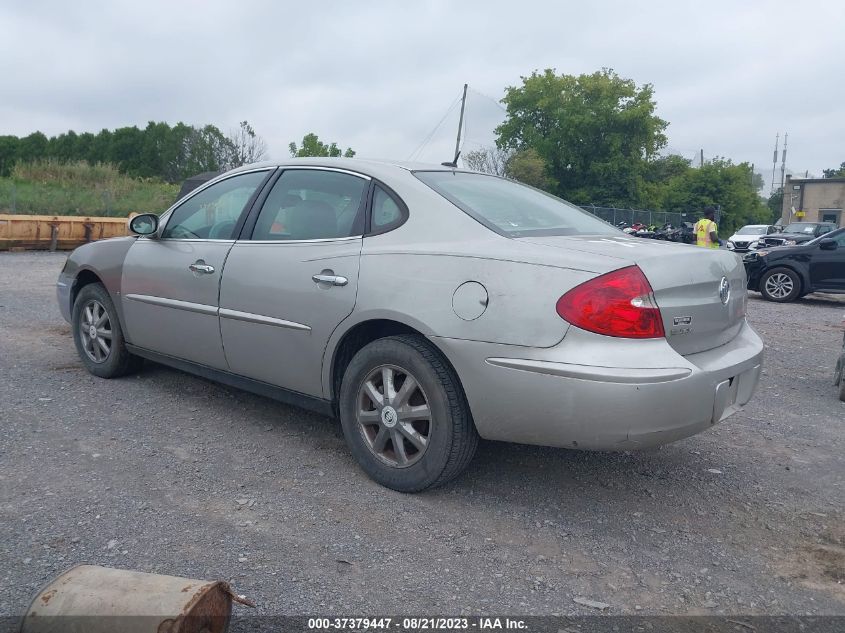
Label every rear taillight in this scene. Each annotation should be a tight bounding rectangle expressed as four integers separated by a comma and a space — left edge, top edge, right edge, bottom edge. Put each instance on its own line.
556, 265, 665, 339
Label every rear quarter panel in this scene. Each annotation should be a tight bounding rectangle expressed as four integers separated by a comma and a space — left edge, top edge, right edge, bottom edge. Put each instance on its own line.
353, 248, 587, 347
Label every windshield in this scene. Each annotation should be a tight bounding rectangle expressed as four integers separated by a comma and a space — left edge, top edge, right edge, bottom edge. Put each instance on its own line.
414, 171, 617, 237
783, 223, 819, 234
736, 226, 768, 235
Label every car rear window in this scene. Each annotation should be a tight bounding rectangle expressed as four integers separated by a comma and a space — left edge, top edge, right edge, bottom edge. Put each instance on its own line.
414, 171, 617, 237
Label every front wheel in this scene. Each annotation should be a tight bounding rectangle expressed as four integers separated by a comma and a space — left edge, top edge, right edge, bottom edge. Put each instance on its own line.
759, 267, 801, 303
338, 335, 478, 492
72, 282, 142, 378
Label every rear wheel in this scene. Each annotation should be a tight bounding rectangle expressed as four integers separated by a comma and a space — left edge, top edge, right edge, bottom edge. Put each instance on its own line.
72, 283, 142, 378
338, 334, 478, 492
759, 267, 801, 303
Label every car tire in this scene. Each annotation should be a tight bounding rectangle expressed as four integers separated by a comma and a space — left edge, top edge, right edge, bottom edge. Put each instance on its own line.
759, 267, 801, 303
338, 334, 478, 492
72, 282, 142, 378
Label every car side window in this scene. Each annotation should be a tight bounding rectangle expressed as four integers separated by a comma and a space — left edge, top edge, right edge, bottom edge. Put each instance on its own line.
162, 171, 269, 240
372, 185, 403, 228
819, 226, 832, 235
368, 184, 408, 234
833, 232, 845, 247
251, 169, 368, 241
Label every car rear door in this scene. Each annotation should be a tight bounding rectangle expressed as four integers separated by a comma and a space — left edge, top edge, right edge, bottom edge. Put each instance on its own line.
120, 169, 273, 369
218, 167, 370, 397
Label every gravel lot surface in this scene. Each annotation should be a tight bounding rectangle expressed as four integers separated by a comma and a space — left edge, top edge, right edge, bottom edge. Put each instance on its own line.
1, 251, 843, 619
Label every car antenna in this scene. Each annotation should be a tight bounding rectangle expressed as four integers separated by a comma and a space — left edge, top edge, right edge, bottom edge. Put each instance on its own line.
442, 83, 468, 169
441, 151, 460, 168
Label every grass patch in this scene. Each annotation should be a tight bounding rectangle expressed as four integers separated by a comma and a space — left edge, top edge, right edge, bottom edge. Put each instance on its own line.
0, 160, 179, 216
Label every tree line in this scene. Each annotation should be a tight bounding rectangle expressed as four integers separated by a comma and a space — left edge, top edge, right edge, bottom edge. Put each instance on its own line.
0, 120, 267, 183
464, 68, 783, 235
4, 68, 841, 233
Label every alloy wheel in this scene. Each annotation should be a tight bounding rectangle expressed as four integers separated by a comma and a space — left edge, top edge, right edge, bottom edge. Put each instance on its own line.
356, 364, 432, 468
764, 273, 794, 300
79, 299, 112, 363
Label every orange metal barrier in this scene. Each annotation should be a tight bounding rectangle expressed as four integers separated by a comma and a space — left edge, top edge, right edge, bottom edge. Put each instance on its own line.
0, 214, 134, 250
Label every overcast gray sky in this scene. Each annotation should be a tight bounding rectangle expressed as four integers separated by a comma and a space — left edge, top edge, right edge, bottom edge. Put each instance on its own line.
1, 0, 842, 190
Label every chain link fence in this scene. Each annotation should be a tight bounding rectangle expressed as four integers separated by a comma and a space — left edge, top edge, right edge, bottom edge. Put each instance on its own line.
580, 205, 693, 227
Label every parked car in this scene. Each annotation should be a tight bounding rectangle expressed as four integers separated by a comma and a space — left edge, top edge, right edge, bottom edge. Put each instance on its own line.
726, 224, 778, 252
744, 228, 845, 302
759, 222, 837, 248
57, 158, 764, 491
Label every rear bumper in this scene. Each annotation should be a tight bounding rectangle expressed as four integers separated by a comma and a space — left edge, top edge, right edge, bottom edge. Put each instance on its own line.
433, 320, 763, 450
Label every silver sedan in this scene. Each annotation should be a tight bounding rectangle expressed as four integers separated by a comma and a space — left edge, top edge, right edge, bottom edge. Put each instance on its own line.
57, 158, 763, 491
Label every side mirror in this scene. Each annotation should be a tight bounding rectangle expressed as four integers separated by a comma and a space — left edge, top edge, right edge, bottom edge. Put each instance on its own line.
819, 238, 837, 251
129, 213, 159, 236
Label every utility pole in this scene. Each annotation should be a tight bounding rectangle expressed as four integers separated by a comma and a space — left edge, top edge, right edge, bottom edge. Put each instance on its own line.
770, 133, 779, 195
750, 163, 755, 189
779, 132, 788, 192
453, 83, 468, 165
700, 149, 704, 167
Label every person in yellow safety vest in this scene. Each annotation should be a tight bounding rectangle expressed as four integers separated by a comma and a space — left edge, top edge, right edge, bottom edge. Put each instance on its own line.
694, 206, 720, 249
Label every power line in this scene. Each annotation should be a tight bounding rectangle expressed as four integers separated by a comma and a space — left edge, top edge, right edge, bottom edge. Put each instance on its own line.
467, 87, 507, 113
407, 95, 462, 161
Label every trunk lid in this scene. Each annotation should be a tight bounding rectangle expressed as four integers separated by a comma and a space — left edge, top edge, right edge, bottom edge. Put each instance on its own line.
520, 235, 748, 355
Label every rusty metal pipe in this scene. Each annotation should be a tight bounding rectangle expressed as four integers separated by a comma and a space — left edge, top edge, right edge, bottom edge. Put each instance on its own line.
20, 565, 245, 633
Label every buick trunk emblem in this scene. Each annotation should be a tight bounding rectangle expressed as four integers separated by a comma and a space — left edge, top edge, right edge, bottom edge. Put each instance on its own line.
719, 277, 731, 305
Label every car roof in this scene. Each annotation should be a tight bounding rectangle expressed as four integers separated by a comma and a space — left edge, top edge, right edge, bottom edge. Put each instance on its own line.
224, 157, 468, 179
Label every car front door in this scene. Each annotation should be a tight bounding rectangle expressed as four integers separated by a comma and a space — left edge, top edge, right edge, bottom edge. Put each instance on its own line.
809, 231, 845, 290
218, 167, 370, 397
121, 169, 273, 368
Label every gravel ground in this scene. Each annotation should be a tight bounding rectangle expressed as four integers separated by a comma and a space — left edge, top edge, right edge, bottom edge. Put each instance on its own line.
1, 251, 843, 619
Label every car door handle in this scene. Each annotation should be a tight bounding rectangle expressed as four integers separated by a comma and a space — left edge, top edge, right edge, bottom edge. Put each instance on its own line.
189, 262, 215, 274
312, 274, 348, 287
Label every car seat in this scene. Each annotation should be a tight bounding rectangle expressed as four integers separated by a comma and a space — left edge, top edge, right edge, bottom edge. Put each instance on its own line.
287, 200, 337, 240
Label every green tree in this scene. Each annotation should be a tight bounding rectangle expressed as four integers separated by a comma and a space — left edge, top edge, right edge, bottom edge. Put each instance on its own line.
88, 129, 113, 165
767, 191, 784, 224
110, 126, 145, 175
660, 159, 770, 235
496, 68, 667, 205
17, 132, 49, 163
639, 154, 691, 209
822, 162, 845, 178
0, 135, 19, 177
51, 131, 79, 162
506, 148, 551, 189
289, 133, 355, 158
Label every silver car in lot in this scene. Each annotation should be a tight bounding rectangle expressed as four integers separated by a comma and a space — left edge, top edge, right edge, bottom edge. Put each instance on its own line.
57, 158, 763, 491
